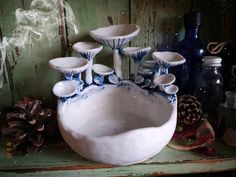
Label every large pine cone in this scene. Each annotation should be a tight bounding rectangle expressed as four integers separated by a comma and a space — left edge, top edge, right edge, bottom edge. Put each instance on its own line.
177, 95, 203, 125
1, 97, 56, 156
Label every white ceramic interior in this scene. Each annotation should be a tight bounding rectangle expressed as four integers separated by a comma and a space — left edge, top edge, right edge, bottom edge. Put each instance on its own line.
89, 24, 140, 48
53, 80, 78, 98
93, 64, 114, 76
49, 57, 89, 75
72, 42, 103, 59
122, 47, 151, 59
57, 80, 177, 165
142, 60, 157, 69
153, 74, 176, 86
164, 84, 179, 95
138, 68, 153, 76
152, 51, 186, 66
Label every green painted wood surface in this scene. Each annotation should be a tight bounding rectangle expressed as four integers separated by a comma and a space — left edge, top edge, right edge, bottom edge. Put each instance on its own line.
0, 1, 236, 176
0, 0, 236, 109
0, 140, 235, 176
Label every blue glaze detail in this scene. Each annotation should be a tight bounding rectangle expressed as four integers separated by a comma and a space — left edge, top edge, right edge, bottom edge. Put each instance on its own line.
94, 75, 104, 85
59, 93, 78, 103
58, 80, 177, 107
141, 79, 151, 89
133, 50, 149, 63
135, 75, 144, 84
81, 52, 93, 60
108, 74, 119, 84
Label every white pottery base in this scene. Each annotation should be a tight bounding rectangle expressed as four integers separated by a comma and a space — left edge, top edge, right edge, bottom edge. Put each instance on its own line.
57, 80, 177, 165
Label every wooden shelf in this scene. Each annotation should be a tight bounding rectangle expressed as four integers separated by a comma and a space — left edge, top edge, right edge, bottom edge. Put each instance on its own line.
0, 139, 235, 177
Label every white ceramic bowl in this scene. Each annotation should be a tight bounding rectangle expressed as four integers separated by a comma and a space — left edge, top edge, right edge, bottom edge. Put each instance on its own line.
56, 80, 177, 165
89, 24, 140, 49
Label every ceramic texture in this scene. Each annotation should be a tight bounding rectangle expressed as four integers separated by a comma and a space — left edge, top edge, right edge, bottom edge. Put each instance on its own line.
53, 80, 79, 98
92, 64, 114, 76
152, 51, 186, 67
57, 80, 177, 165
89, 24, 140, 49
122, 47, 151, 63
51, 25, 185, 166
153, 74, 176, 86
89, 24, 140, 79
72, 42, 103, 61
122, 47, 151, 78
164, 84, 179, 95
49, 57, 89, 81
72, 42, 103, 85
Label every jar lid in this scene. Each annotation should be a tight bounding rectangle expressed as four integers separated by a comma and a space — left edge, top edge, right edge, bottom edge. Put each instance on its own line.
225, 91, 236, 109
202, 56, 222, 67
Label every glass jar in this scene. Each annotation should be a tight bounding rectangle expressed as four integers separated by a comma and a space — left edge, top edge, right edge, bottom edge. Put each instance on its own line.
195, 56, 224, 127
219, 91, 236, 146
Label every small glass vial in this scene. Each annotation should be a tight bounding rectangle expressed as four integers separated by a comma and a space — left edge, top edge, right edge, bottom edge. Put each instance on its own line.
219, 91, 236, 146
195, 56, 223, 127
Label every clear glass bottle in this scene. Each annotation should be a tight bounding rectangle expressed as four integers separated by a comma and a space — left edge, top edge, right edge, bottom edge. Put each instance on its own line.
171, 12, 204, 95
219, 91, 236, 146
195, 56, 224, 127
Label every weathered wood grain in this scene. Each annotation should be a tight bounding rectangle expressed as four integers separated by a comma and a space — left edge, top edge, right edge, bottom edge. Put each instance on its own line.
0, 0, 130, 111
1, 0, 236, 109
194, 0, 236, 44
68, 0, 130, 78
129, 0, 191, 74
0, 140, 235, 176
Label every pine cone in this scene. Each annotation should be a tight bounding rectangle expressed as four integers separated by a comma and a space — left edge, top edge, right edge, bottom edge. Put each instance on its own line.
1, 97, 56, 155
177, 95, 203, 125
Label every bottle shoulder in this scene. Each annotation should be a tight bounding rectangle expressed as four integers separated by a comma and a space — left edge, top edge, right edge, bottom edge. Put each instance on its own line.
176, 38, 203, 48
175, 39, 204, 60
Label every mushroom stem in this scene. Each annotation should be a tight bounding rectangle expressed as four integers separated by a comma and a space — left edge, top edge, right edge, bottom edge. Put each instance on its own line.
113, 49, 123, 79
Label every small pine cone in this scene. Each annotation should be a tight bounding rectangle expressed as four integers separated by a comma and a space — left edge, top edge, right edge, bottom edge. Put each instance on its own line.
177, 95, 203, 125
1, 97, 56, 155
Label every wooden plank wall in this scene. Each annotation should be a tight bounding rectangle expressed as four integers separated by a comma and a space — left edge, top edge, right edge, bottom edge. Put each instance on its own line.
0, 0, 235, 110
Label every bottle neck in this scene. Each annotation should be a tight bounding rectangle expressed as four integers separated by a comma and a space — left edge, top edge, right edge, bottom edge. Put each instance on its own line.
184, 26, 200, 40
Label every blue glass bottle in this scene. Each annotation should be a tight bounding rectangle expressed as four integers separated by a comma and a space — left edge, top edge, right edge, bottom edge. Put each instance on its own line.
171, 12, 204, 95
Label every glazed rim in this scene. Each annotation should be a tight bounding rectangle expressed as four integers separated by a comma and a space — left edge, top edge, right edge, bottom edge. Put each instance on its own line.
92, 64, 114, 75
122, 46, 151, 54
89, 24, 140, 40
53, 80, 78, 97
49, 57, 89, 70
152, 51, 186, 64
153, 74, 176, 86
138, 68, 153, 75
72, 41, 103, 53
164, 84, 179, 94
59, 81, 176, 138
